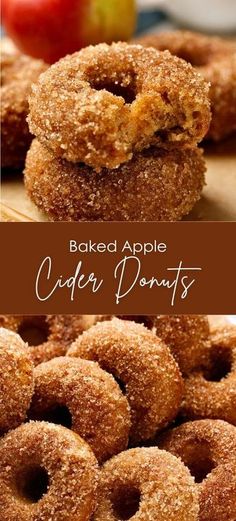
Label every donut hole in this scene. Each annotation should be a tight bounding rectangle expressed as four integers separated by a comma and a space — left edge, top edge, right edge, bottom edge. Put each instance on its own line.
16, 465, 49, 503
171, 51, 209, 67
188, 454, 215, 483
90, 77, 137, 104
18, 317, 49, 346
36, 404, 73, 429
112, 486, 141, 520
203, 345, 232, 382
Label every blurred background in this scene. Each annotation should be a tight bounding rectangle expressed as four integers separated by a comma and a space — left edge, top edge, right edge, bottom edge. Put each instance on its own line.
137, 0, 236, 35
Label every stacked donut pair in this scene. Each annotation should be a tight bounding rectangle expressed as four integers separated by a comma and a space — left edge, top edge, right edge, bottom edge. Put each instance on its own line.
24, 42, 211, 221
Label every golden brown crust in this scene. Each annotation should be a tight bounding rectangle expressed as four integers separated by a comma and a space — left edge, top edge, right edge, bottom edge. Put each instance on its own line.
181, 325, 236, 424
0, 328, 34, 433
159, 419, 236, 521
29, 357, 131, 462
0, 315, 98, 365
28, 42, 211, 170
134, 31, 236, 141
1, 43, 47, 169
24, 139, 206, 222
94, 447, 199, 521
117, 315, 210, 374
0, 421, 99, 521
67, 318, 184, 443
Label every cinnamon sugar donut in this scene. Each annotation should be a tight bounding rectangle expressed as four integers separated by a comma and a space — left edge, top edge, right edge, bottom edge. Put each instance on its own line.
181, 325, 236, 424
24, 139, 206, 222
28, 42, 211, 171
0, 328, 34, 433
159, 419, 236, 521
134, 31, 236, 141
67, 318, 183, 443
1, 39, 47, 169
29, 357, 130, 462
117, 315, 210, 374
0, 421, 98, 521
94, 447, 199, 521
0, 315, 98, 365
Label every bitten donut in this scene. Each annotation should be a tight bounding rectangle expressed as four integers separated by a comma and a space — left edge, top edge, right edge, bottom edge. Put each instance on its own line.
24, 139, 206, 222
159, 419, 236, 521
0, 328, 34, 433
29, 357, 131, 462
181, 325, 236, 424
28, 42, 211, 170
0, 314, 98, 365
117, 315, 210, 374
67, 318, 183, 443
1, 39, 47, 169
94, 447, 199, 521
0, 421, 99, 521
134, 31, 236, 141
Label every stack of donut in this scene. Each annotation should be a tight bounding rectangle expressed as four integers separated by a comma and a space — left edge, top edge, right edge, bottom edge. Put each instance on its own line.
1, 316, 235, 521
24, 42, 211, 221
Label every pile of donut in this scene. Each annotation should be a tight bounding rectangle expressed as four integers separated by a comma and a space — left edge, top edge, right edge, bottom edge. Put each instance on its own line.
0, 314, 235, 521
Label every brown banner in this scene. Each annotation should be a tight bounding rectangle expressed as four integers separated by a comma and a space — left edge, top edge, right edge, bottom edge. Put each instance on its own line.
0, 222, 235, 314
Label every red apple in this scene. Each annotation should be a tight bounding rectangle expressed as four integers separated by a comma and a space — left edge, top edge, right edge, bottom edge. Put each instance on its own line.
2, 0, 137, 63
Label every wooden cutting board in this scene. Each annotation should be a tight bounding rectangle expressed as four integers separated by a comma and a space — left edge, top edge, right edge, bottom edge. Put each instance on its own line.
1, 136, 236, 222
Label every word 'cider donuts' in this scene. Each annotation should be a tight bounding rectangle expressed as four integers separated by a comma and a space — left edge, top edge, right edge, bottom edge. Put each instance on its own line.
0, 314, 98, 365
67, 318, 184, 443
28, 42, 211, 171
24, 139, 206, 222
94, 447, 199, 521
0, 328, 34, 433
134, 31, 236, 141
29, 357, 131, 463
159, 419, 236, 521
0, 421, 99, 521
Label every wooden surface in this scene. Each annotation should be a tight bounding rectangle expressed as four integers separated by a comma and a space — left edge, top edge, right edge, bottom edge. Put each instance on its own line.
1, 136, 236, 222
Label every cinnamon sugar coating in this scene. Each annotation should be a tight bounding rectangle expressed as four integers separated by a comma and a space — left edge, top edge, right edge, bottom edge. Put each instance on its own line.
181, 325, 236, 424
0, 328, 34, 433
159, 419, 236, 521
117, 315, 210, 375
67, 318, 183, 443
134, 31, 236, 141
28, 42, 211, 170
0, 421, 99, 521
29, 357, 131, 462
0, 315, 98, 366
94, 447, 199, 521
1, 41, 47, 169
24, 139, 206, 222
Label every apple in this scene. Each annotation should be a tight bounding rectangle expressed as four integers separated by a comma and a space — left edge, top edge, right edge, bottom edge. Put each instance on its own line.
2, 0, 137, 63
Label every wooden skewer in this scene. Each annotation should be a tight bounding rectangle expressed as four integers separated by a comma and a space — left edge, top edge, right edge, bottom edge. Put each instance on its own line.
0, 202, 36, 222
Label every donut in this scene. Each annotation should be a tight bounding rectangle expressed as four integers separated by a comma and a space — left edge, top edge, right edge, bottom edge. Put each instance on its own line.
94, 447, 199, 521
1, 39, 47, 169
67, 318, 183, 443
0, 314, 98, 365
117, 315, 210, 374
181, 325, 236, 424
134, 31, 236, 141
0, 421, 99, 521
28, 357, 131, 462
24, 139, 206, 222
28, 42, 211, 171
0, 328, 34, 434
159, 419, 236, 521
